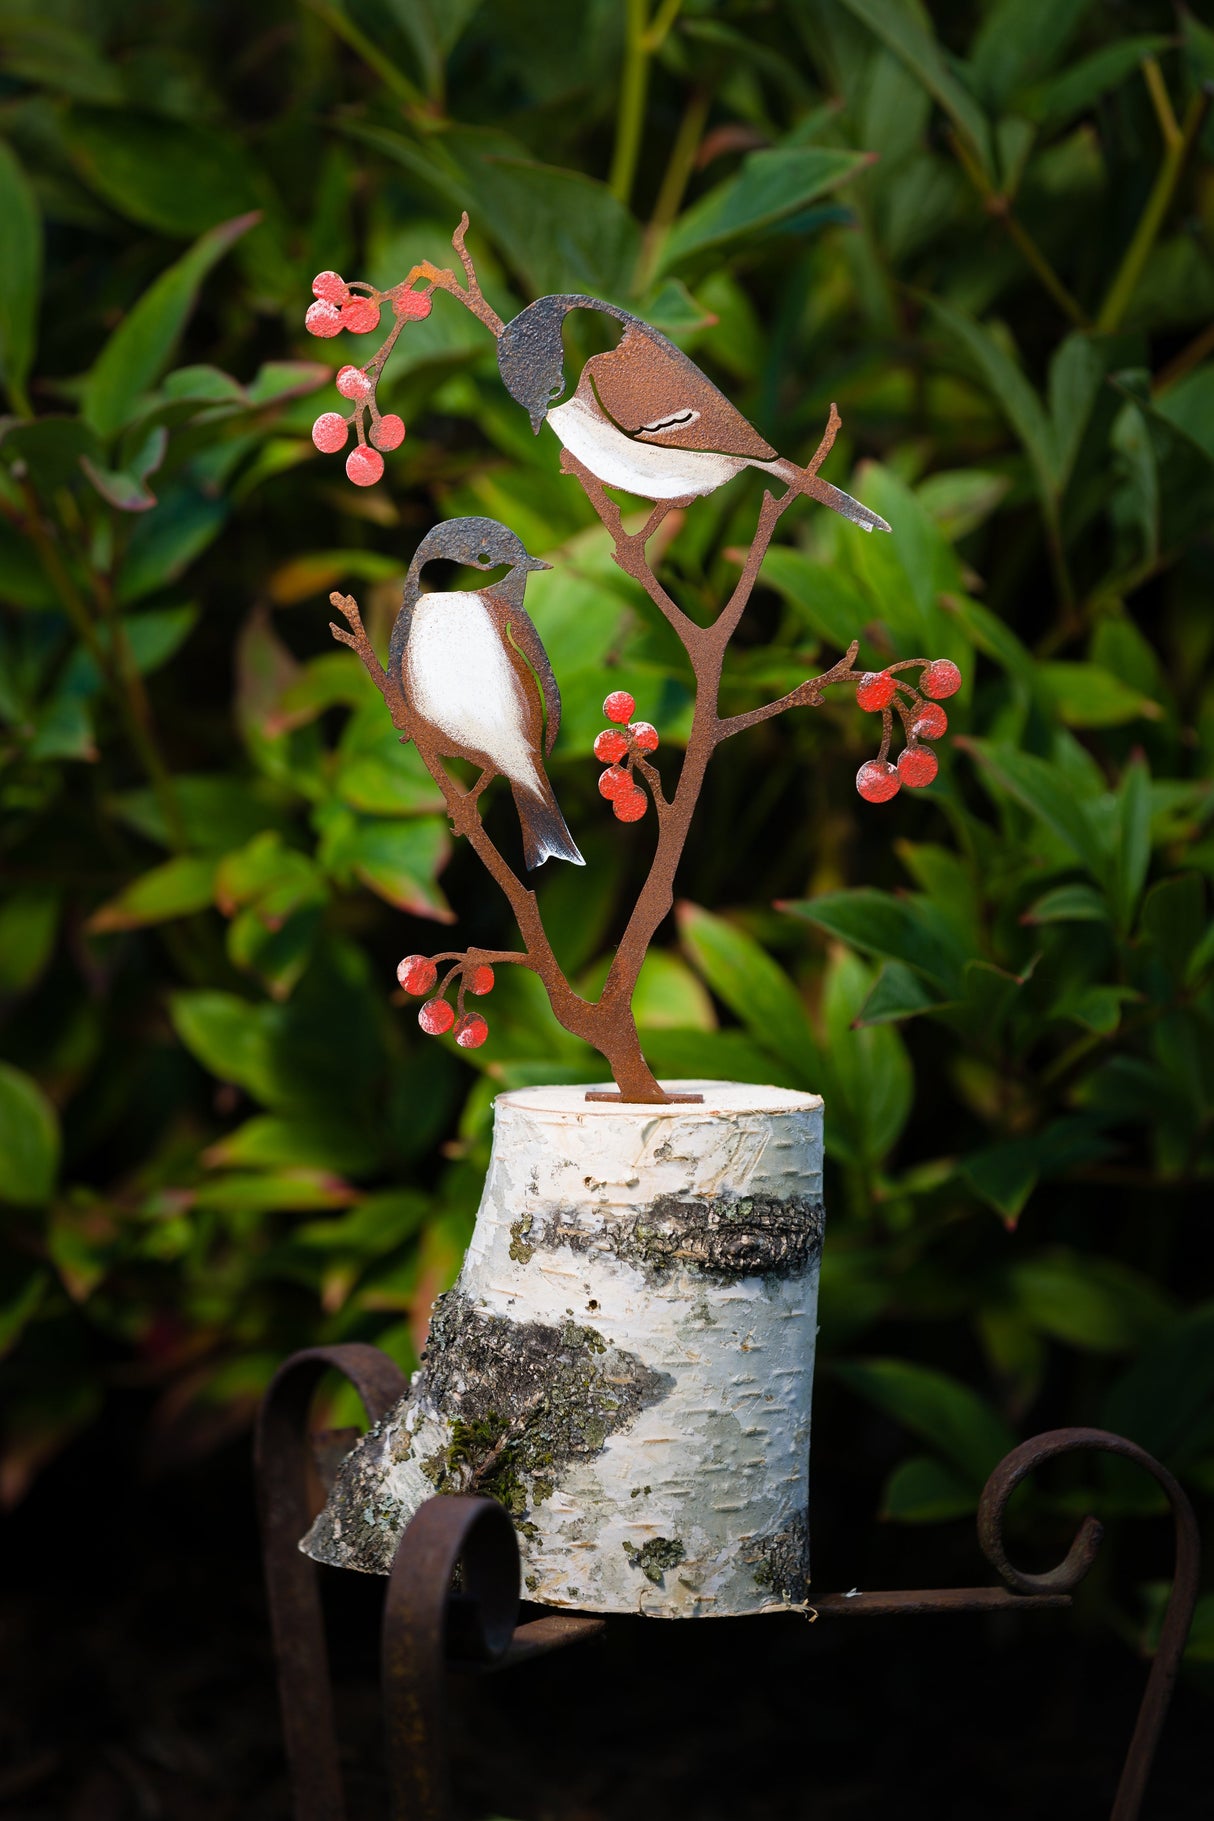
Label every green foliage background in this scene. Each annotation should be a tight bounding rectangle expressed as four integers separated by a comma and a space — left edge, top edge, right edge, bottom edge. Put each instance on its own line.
1, 0, 1211, 1666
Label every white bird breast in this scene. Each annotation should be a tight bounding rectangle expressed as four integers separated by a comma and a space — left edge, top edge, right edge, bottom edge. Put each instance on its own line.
547, 395, 752, 500
407, 592, 543, 794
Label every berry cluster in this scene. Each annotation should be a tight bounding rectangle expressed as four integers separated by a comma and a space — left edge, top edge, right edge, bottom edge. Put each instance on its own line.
853, 658, 961, 803
396, 952, 495, 1049
306, 270, 433, 487
594, 691, 660, 823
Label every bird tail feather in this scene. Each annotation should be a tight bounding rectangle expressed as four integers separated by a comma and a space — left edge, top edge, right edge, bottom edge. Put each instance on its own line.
512, 780, 585, 869
776, 459, 891, 534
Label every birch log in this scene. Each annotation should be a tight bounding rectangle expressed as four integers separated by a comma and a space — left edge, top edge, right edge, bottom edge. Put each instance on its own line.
302, 1080, 824, 1617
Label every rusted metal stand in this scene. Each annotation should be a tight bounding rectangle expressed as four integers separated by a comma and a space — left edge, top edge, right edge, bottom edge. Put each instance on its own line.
256, 1344, 1200, 1821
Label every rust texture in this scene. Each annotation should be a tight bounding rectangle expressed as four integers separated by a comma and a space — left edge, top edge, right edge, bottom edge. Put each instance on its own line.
318, 216, 962, 1103
257, 1356, 1201, 1821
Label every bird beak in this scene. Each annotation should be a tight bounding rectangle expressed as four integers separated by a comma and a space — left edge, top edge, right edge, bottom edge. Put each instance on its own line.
529, 406, 547, 435
524, 556, 552, 572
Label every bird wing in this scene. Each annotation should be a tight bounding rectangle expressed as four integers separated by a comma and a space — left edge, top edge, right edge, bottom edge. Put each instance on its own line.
584, 322, 777, 462
486, 593, 562, 759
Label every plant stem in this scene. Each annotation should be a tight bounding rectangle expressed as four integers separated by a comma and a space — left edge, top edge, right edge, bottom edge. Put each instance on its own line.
609, 0, 686, 209
20, 484, 187, 850
610, 0, 651, 206
1097, 86, 1211, 334
948, 129, 1090, 331
303, 0, 429, 115
637, 85, 711, 287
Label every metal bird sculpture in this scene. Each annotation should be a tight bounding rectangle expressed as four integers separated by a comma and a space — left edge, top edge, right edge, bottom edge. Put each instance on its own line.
496, 294, 891, 534
391, 517, 584, 870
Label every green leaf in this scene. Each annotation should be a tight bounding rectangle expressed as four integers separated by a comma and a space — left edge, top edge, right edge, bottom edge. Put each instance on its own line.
834, 1357, 1016, 1485
639, 1027, 795, 1088
1009, 1249, 1173, 1354
781, 889, 965, 993
658, 147, 870, 273
0, 138, 42, 404
1047, 332, 1104, 490
961, 1118, 1113, 1224
820, 951, 913, 1164
204, 1113, 379, 1178
169, 990, 279, 1105
1113, 756, 1152, 933
964, 740, 1108, 882
836, 0, 992, 170
0, 1062, 60, 1205
756, 547, 872, 651
0, 18, 123, 102
1040, 661, 1158, 728
1102, 1305, 1214, 1467
116, 491, 228, 603
319, 813, 453, 921
0, 889, 58, 994
0, 1268, 49, 1358
924, 297, 1056, 502
882, 1453, 979, 1523
110, 774, 285, 853
87, 855, 217, 932
1021, 883, 1109, 925
1021, 36, 1172, 129
62, 108, 262, 237
855, 961, 941, 1024
81, 213, 259, 438
1153, 365, 1214, 468
1140, 875, 1206, 978
677, 903, 821, 1083
969, 0, 1095, 108
351, 125, 639, 298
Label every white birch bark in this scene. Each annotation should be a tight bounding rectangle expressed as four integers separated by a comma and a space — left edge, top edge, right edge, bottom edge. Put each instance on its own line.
302, 1080, 824, 1618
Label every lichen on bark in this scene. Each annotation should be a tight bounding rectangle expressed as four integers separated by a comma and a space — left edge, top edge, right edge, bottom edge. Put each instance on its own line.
749, 1510, 810, 1604
305, 1289, 672, 1571
622, 1535, 686, 1586
524, 1192, 825, 1281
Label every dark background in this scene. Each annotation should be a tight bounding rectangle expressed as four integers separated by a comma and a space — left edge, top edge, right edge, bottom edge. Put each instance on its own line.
1, 1, 1212, 1814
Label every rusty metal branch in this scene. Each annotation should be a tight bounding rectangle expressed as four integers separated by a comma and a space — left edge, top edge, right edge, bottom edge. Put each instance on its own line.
716, 641, 862, 742
978, 1426, 1201, 1821
255, 1344, 410, 1821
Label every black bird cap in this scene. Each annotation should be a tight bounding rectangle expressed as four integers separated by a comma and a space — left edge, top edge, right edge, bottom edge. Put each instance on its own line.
497, 294, 631, 433
410, 516, 551, 577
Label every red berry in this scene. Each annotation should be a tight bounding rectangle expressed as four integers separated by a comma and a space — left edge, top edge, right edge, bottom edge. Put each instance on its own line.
468, 964, 495, 996
603, 691, 635, 725
922, 659, 962, 700
312, 412, 349, 453
599, 765, 631, 800
305, 300, 342, 339
856, 671, 897, 712
312, 271, 349, 304
397, 954, 437, 995
897, 745, 938, 788
594, 729, 629, 763
418, 997, 455, 1035
856, 759, 901, 804
630, 721, 659, 752
340, 297, 381, 334
395, 289, 433, 320
371, 413, 405, 451
912, 702, 948, 740
346, 445, 384, 487
454, 1012, 489, 1049
613, 789, 648, 823
336, 364, 372, 400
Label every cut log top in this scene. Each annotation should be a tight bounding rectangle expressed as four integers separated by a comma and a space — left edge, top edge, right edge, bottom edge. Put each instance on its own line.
496, 1080, 824, 1118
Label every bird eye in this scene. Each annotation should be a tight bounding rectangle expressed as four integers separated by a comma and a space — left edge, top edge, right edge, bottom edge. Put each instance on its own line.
477, 551, 489, 563
548, 381, 562, 398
